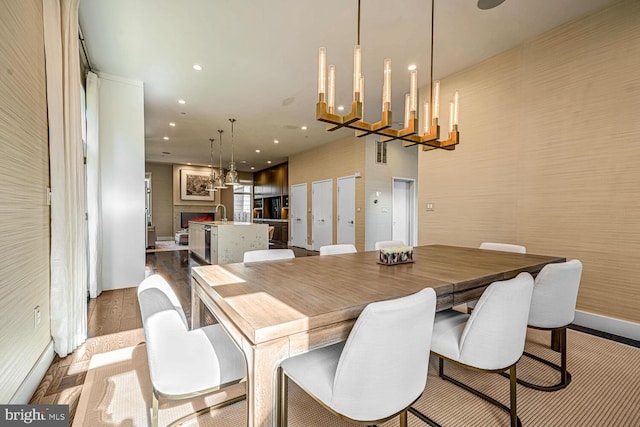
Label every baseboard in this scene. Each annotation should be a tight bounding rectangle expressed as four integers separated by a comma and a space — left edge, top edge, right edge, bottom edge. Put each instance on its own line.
573, 310, 640, 341
10, 340, 55, 404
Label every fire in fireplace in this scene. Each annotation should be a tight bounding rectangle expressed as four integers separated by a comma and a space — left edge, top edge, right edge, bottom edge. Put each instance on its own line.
180, 212, 215, 229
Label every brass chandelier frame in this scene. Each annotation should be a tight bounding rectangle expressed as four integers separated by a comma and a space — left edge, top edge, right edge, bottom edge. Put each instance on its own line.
316, 0, 459, 151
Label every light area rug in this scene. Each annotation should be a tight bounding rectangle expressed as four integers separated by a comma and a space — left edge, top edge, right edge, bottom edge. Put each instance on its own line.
146, 241, 189, 253
73, 329, 640, 427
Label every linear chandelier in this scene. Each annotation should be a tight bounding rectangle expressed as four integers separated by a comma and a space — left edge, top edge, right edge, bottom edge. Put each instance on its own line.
316, 0, 459, 151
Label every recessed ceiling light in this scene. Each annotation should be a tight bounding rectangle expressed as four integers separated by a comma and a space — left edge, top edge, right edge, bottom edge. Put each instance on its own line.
169, 122, 176, 127
178, 99, 186, 104
274, 139, 279, 144
162, 151, 171, 155
337, 105, 344, 111
187, 163, 192, 165
163, 136, 169, 140
301, 126, 307, 130
240, 160, 247, 164
255, 149, 261, 153
408, 64, 417, 71
193, 64, 203, 71
477, 0, 506, 10
267, 161, 272, 164
207, 164, 211, 167
250, 167, 255, 170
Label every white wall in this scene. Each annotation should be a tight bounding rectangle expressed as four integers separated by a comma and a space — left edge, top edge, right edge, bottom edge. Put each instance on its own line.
364, 135, 419, 251
98, 73, 145, 290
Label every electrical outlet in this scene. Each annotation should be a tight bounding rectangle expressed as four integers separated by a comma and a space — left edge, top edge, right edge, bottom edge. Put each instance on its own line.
34, 306, 41, 328
426, 202, 434, 211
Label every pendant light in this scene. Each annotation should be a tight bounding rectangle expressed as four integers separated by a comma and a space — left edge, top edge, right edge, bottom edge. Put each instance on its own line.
206, 137, 216, 192
214, 129, 227, 189
225, 118, 240, 186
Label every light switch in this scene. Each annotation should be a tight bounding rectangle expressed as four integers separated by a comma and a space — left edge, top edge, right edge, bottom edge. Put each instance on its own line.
426, 202, 434, 211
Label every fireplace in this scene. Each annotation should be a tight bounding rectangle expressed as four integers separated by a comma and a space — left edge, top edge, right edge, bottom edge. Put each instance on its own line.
180, 212, 215, 229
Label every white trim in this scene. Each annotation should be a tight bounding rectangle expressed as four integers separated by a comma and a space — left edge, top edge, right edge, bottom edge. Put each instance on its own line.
10, 341, 55, 404
573, 310, 640, 341
391, 177, 417, 247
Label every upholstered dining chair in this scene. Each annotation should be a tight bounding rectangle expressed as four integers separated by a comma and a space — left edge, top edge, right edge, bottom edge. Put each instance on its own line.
279, 288, 437, 427
319, 243, 357, 256
412, 273, 534, 427
374, 240, 406, 250
508, 259, 583, 391
243, 248, 295, 262
137, 275, 246, 427
467, 242, 527, 312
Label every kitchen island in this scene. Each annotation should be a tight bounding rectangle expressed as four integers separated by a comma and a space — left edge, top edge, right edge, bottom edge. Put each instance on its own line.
189, 221, 269, 265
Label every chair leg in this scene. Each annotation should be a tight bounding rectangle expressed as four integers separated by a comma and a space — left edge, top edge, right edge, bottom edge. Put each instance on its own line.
503, 327, 572, 392
399, 410, 407, 427
279, 367, 289, 427
509, 365, 517, 427
439, 359, 522, 427
152, 392, 159, 427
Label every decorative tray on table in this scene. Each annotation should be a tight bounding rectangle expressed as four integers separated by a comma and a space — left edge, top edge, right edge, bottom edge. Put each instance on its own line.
377, 246, 414, 266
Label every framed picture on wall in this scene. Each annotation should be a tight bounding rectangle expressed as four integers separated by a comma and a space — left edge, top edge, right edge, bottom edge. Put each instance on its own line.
180, 169, 215, 201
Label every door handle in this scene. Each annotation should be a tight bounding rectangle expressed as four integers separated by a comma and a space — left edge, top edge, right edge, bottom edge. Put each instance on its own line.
348, 220, 354, 224
296, 218, 301, 222
320, 219, 325, 222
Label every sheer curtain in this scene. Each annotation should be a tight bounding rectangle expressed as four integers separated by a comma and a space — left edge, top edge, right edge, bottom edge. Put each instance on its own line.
43, 0, 88, 357
86, 71, 102, 299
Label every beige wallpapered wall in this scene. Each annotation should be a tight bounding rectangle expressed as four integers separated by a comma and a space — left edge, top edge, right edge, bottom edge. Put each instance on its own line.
289, 134, 366, 250
418, 0, 640, 323
0, 0, 51, 401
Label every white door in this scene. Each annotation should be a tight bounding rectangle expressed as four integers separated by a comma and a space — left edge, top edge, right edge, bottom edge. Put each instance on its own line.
312, 179, 333, 251
392, 178, 415, 246
290, 183, 307, 248
337, 176, 356, 245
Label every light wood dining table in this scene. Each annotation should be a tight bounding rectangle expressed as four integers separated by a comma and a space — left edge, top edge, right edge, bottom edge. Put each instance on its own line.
190, 244, 565, 427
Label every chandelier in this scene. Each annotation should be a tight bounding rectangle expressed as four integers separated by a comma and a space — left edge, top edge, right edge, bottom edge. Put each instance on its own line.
206, 137, 216, 192
225, 118, 240, 186
214, 129, 227, 189
316, 0, 459, 150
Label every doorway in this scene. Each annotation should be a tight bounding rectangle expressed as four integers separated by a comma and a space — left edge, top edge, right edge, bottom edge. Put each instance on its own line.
392, 178, 416, 246
312, 179, 333, 251
337, 176, 355, 245
290, 183, 308, 249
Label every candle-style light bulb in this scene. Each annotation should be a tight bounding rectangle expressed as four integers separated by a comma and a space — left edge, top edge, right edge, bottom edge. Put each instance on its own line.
328, 65, 336, 114
360, 76, 365, 118
404, 93, 410, 129
422, 100, 430, 135
449, 101, 454, 133
409, 69, 418, 116
453, 91, 459, 126
433, 80, 440, 121
382, 59, 392, 111
353, 45, 362, 102
318, 47, 326, 97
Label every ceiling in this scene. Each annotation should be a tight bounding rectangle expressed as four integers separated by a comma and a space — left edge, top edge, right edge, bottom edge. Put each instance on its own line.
78, 0, 617, 172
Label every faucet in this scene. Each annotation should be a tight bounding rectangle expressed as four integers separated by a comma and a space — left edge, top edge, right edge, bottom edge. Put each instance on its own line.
214, 204, 227, 222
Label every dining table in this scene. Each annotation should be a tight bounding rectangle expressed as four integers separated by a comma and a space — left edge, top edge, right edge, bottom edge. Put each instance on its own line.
190, 244, 565, 427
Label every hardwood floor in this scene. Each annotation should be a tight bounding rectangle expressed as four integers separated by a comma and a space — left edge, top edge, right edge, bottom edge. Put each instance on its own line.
28, 246, 318, 424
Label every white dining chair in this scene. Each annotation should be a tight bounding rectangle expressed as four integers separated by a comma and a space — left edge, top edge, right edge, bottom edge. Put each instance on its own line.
319, 244, 357, 256
374, 240, 406, 250
279, 288, 437, 427
467, 242, 527, 312
243, 249, 295, 262
511, 259, 583, 391
137, 275, 246, 427
419, 272, 534, 427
